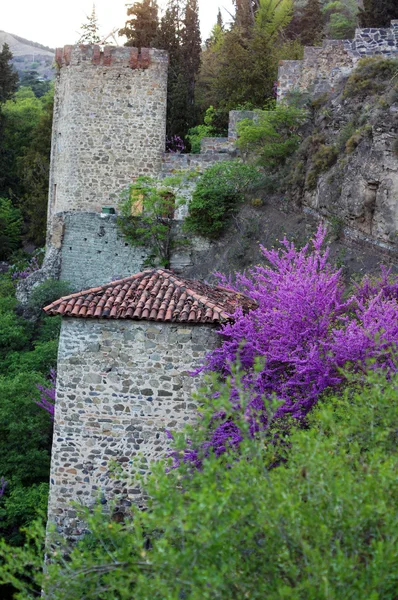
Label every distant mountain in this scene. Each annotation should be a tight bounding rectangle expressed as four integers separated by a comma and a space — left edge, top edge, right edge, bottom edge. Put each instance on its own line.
0, 31, 55, 81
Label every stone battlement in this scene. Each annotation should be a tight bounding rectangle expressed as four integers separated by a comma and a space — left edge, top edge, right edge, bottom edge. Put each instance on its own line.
278, 21, 398, 100
55, 44, 168, 69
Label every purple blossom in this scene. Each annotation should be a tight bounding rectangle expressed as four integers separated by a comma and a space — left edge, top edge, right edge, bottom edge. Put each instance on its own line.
0, 477, 8, 497
36, 368, 56, 420
11, 256, 41, 281
166, 135, 185, 154
189, 224, 398, 459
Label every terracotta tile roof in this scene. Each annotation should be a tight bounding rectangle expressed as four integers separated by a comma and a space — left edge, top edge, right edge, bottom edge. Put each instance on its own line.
43, 269, 257, 324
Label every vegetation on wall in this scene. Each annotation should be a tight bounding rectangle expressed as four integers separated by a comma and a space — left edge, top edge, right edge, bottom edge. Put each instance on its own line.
185, 161, 263, 238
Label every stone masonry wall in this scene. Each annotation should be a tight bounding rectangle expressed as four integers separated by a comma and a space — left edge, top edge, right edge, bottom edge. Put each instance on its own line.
48, 318, 218, 539
278, 20, 398, 100
47, 45, 168, 245
60, 213, 150, 291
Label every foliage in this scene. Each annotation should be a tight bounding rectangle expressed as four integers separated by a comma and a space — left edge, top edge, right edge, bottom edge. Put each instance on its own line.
120, 0, 159, 47
359, 0, 398, 28
197, 0, 303, 123
289, 134, 338, 195
186, 106, 227, 153
236, 104, 308, 168
323, 0, 358, 39
0, 44, 18, 105
2, 370, 398, 598
185, 161, 263, 238
199, 226, 398, 444
343, 57, 398, 99
27, 279, 71, 314
154, 0, 201, 139
77, 4, 102, 44
0, 197, 22, 260
117, 175, 187, 267
18, 70, 51, 98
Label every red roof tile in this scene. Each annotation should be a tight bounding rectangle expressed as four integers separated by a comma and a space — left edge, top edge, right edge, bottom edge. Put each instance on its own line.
43, 269, 257, 324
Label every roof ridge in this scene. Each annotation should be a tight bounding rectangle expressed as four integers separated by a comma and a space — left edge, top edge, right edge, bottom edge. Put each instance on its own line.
43, 268, 257, 323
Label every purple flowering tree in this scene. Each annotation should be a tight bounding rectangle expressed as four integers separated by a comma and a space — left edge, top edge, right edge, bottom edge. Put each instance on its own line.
35, 368, 56, 420
0, 477, 8, 498
193, 225, 398, 457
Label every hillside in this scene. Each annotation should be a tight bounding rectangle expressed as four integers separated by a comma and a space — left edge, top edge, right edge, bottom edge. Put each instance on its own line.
0, 31, 54, 80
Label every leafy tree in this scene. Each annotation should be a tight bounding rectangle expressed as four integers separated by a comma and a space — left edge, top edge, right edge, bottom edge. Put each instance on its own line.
2, 369, 398, 598
0, 44, 18, 105
185, 161, 263, 238
297, 0, 324, 45
0, 198, 22, 260
323, 0, 358, 39
197, 0, 302, 121
117, 175, 187, 267
18, 70, 51, 98
359, 0, 398, 28
120, 0, 159, 47
236, 104, 308, 167
77, 4, 101, 44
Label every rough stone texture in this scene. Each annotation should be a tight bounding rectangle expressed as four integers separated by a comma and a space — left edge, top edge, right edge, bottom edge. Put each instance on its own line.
278, 21, 398, 101
48, 318, 218, 538
47, 45, 168, 245
200, 137, 235, 154
16, 247, 61, 305
60, 212, 150, 291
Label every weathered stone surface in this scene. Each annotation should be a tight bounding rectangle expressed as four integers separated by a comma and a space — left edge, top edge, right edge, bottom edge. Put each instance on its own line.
47, 45, 168, 246
278, 22, 398, 101
16, 247, 61, 306
48, 319, 218, 538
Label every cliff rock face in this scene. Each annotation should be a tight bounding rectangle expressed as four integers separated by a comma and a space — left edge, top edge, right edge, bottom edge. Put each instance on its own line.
290, 58, 398, 253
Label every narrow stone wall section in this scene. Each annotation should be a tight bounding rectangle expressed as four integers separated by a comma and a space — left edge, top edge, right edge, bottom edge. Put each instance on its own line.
47, 319, 218, 538
277, 21, 398, 100
47, 45, 168, 245
60, 212, 150, 291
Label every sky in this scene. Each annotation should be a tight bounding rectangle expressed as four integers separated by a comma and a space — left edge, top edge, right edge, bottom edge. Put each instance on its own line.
1, 0, 235, 49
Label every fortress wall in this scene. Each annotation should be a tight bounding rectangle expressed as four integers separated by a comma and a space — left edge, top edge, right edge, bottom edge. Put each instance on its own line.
278, 21, 398, 100
47, 45, 168, 244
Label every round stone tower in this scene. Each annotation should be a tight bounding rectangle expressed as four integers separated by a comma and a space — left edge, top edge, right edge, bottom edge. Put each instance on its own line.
47, 44, 168, 247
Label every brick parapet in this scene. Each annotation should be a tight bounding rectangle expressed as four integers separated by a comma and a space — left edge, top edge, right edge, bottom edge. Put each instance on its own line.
55, 44, 167, 69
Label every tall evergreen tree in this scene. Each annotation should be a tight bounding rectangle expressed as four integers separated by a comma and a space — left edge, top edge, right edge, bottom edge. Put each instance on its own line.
182, 0, 201, 129
298, 0, 324, 45
217, 8, 224, 29
234, 0, 255, 33
359, 0, 398, 28
120, 0, 159, 47
77, 4, 101, 44
0, 44, 18, 105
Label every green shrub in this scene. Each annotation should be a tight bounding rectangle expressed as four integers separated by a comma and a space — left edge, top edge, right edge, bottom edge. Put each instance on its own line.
344, 57, 398, 99
28, 279, 71, 313
306, 143, 338, 190
2, 371, 398, 599
236, 104, 308, 168
0, 198, 22, 260
185, 161, 263, 238
186, 106, 227, 153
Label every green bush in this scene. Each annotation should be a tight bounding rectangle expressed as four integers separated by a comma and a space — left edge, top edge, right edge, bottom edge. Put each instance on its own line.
185, 161, 263, 238
186, 106, 227, 153
2, 371, 398, 599
343, 57, 398, 99
0, 198, 22, 260
236, 104, 308, 168
28, 279, 71, 313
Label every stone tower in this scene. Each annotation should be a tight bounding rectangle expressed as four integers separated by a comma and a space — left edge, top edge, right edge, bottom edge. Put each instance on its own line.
46, 45, 168, 290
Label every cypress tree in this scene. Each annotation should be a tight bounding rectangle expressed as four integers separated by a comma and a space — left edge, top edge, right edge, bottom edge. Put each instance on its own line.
359, 0, 398, 28
0, 44, 18, 105
298, 0, 324, 46
120, 0, 159, 47
182, 0, 201, 129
